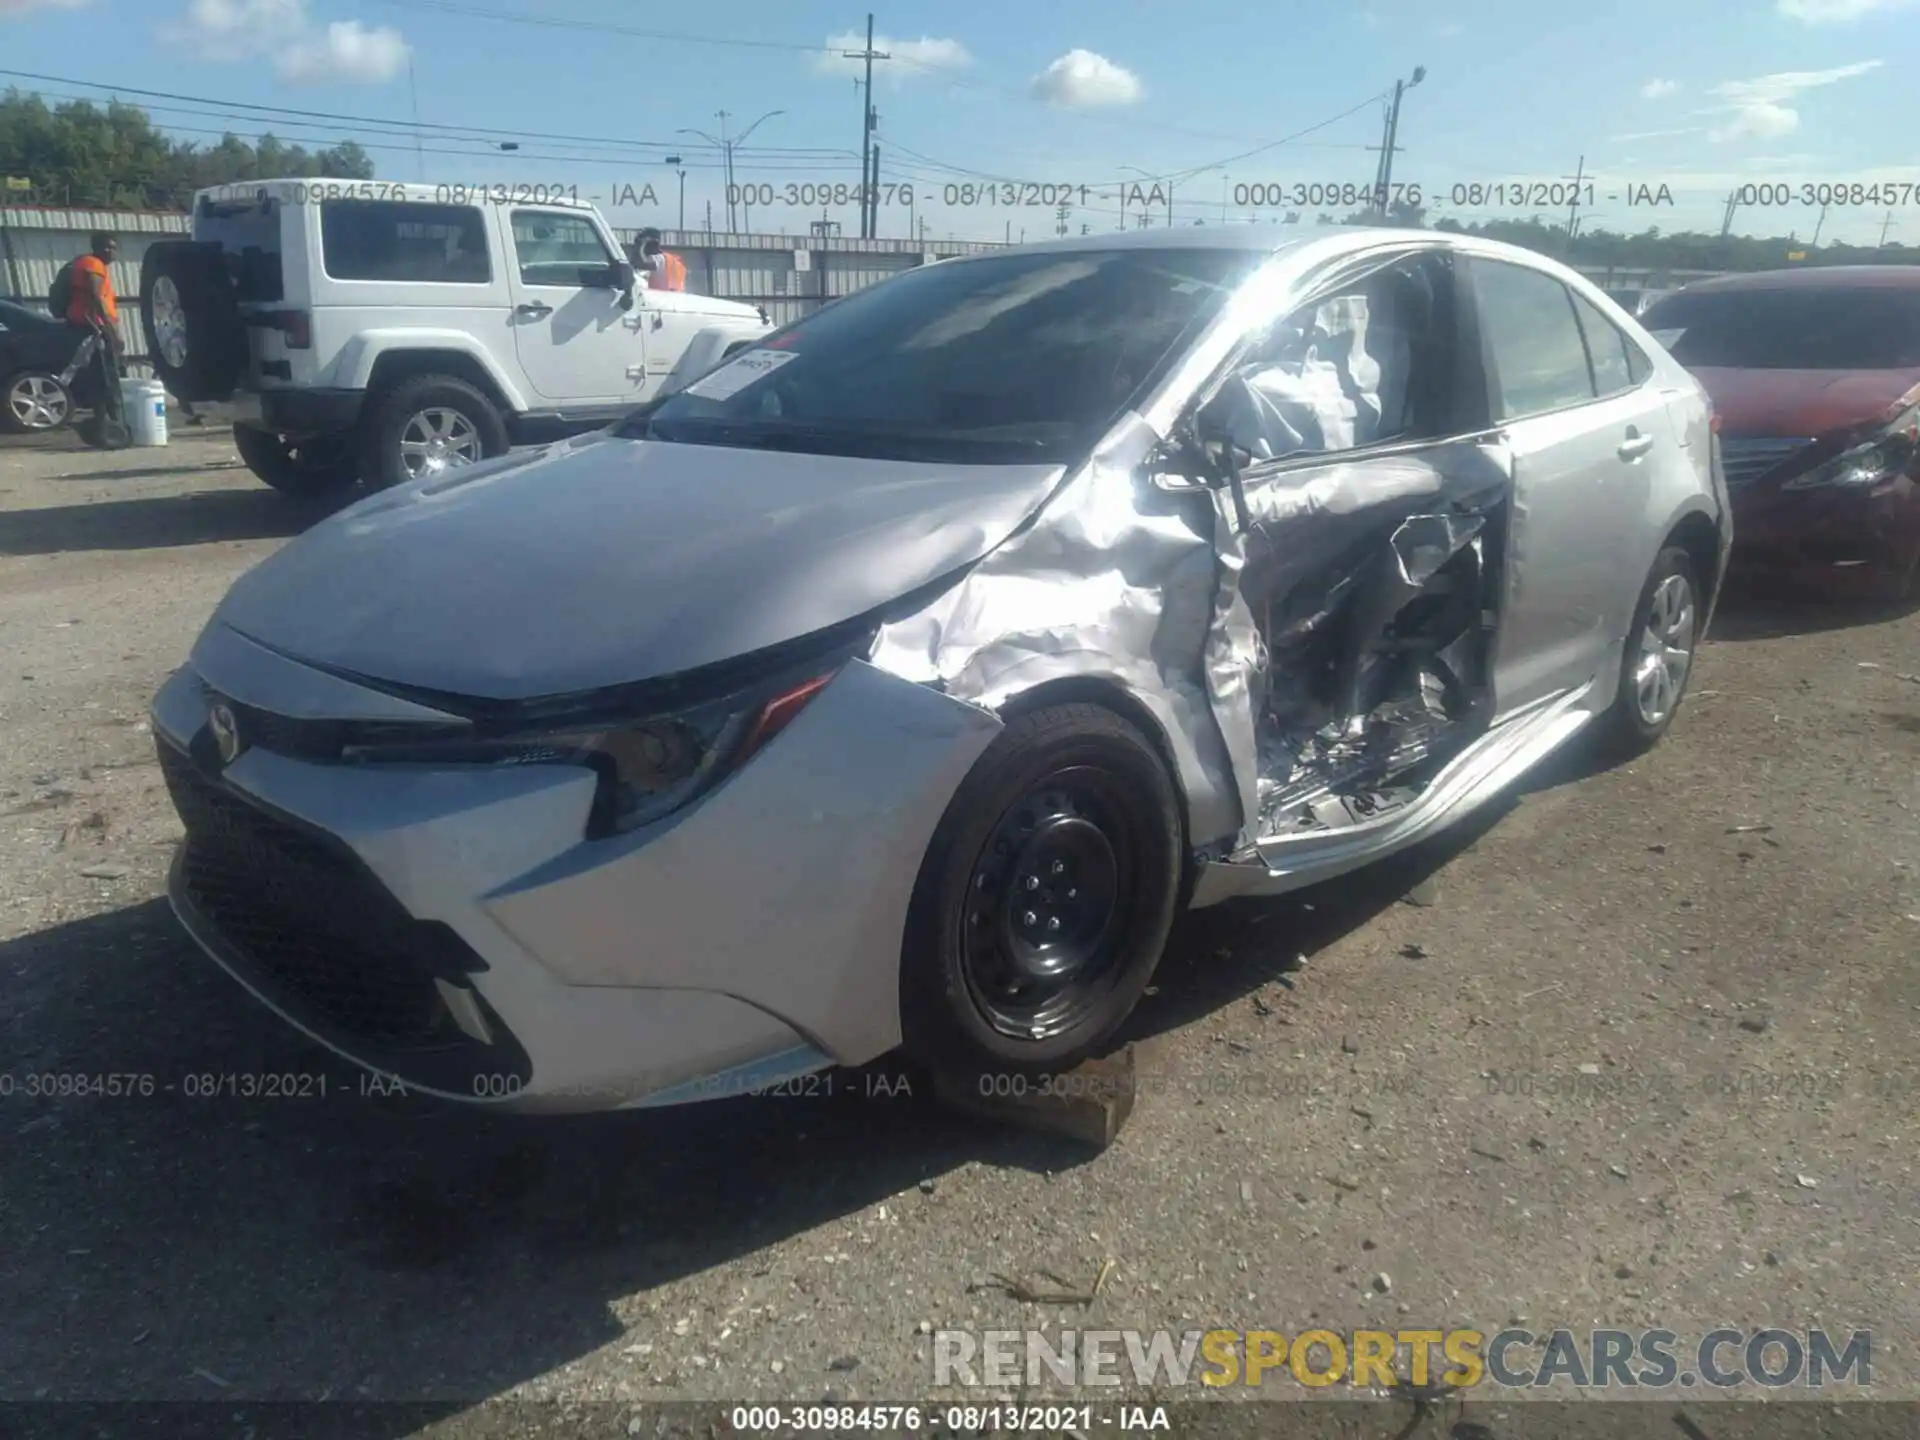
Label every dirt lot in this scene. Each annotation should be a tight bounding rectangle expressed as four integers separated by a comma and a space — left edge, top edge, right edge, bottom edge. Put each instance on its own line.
1, 429, 1917, 1430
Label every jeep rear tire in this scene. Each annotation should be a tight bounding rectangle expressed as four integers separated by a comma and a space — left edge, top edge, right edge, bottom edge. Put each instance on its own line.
233, 423, 361, 501
140, 242, 246, 403
363, 374, 508, 488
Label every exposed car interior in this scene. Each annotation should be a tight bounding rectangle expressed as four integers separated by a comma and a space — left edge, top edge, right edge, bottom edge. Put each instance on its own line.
1206, 252, 1509, 842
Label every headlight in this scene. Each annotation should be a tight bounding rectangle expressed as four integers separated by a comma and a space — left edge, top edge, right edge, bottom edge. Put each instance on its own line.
341, 667, 838, 837
1781, 405, 1919, 491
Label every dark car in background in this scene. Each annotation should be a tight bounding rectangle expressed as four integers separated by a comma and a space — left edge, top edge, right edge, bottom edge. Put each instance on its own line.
1642, 267, 1920, 602
0, 298, 92, 434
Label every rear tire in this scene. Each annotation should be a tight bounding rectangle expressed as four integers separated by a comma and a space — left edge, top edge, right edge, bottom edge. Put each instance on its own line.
1, 370, 72, 433
139, 242, 246, 403
1596, 545, 1701, 757
233, 422, 360, 500
900, 703, 1183, 1082
362, 374, 508, 489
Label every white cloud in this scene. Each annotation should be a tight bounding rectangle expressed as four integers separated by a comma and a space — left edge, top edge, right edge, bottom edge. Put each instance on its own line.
1030, 49, 1143, 108
1360, 10, 1382, 26
1640, 78, 1680, 99
814, 32, 971, 83
0, 0, 93, 14
1778, 0, 1916, 21
162, 0, 407, 84
1608, 126, 1704, 141
276, 20, 408, 84
1705, 60, 1880, 141
1437, 21, 1465, 36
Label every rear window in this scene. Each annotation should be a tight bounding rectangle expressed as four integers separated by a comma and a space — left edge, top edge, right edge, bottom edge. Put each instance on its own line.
1643, 287, 1920, 370
319, 200, 490, 284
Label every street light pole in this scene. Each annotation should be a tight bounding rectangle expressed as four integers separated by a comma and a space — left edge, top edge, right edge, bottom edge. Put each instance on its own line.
664, 155, 686, 231
1376, 66, 1424, 220
678, 108, 781, 234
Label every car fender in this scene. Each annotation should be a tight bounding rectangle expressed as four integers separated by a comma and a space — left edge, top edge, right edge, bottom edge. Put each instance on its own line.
655, 321, 774, 398
328, 330, 530, 412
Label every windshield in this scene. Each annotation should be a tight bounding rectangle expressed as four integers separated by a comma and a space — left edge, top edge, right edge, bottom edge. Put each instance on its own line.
1643, 287, 1920, 371
633, 247, 1264, 465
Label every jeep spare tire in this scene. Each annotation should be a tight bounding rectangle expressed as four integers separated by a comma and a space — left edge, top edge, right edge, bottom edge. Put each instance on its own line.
140, 241, 246, 402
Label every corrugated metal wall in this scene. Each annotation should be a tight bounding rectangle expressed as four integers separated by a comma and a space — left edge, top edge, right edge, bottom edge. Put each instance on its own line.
608, 228, 1004, 325
0, 207, 190, 361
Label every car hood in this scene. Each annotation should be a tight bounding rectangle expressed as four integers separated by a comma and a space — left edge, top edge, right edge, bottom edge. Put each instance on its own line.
1689, 366, 1920, 437
210, 431, 1065, 702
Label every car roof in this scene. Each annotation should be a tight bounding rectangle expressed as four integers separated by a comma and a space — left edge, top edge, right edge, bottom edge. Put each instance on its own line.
193, 178, 598, 211
947, 222, 1593, 278
1673, 265, 1920, 295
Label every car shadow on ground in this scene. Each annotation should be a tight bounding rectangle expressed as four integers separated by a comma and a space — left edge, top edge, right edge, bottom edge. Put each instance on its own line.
0, 487, 350, 556
1707, 587, 1919, 642
0, 800, 1522, 1413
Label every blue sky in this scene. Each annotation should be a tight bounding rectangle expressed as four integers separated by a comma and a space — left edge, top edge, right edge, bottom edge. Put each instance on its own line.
3, 0, 1917, 244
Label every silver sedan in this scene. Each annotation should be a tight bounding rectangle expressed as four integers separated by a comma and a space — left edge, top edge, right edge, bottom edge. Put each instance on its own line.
151, 225, 1729, 1110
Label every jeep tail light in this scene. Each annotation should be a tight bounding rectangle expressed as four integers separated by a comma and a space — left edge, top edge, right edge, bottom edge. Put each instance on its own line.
276, 310, 312, 349
1709, 410, 1722, 435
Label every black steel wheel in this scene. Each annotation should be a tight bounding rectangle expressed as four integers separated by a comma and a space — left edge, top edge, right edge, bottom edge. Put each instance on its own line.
901, 702, 1183, 1078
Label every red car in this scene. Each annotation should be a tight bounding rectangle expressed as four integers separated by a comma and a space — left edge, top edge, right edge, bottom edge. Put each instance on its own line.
1641, 266, 1920, 601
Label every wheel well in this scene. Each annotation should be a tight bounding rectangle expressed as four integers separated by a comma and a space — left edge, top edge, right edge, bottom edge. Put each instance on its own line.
994, 676, 1198, 873
364, 350, 511, 417
1668, 509, 1722, 598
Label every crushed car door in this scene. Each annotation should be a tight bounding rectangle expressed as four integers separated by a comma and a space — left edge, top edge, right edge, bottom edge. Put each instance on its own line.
1192, 248, 1516, 846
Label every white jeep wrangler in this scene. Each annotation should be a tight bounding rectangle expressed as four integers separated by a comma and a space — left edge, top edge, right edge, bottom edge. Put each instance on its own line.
139, 180, 771, 496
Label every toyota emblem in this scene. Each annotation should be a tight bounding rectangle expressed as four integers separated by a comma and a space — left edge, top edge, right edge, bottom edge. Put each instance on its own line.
208, 701, 244, 766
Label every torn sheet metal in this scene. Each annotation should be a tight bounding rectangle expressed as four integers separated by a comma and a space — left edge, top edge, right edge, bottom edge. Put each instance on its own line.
1202, 438, 1513, 852
868, 412, 1246, 850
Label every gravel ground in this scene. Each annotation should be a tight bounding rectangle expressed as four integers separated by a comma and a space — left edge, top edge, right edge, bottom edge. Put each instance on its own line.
1, 432, 1916, 1430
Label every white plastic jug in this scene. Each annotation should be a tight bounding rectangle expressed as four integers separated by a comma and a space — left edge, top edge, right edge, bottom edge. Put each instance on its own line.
122, 378, 168, 447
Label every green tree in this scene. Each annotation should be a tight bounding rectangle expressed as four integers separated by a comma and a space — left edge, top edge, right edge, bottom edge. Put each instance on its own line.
0, 89, 375, 209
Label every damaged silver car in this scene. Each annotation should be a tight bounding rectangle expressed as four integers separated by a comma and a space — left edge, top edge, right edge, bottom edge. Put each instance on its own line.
151, 226, 1730, 1110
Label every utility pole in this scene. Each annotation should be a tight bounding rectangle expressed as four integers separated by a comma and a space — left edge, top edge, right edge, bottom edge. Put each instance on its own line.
1719, 189, 1737, 239
1811, 200, 1829, 247
1055, 201, 1070, 236
1880, 208, 1896, 246
844, 14, 890, 239
868, 143, 882, 238
1563, 154, 1585, 239
717, 111, 735, 230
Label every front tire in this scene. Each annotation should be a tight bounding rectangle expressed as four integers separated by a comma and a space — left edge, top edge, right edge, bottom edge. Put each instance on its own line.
900, 703, 1184, 1081
233, 422, 360, 500
1, 370, 72, 433
1597, 545, 1701, 756
363, 375, 508, 489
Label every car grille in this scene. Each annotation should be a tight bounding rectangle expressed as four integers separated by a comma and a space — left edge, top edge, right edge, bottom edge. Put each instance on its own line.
1720, 436, 1815, 491
158, 740, 485, 1048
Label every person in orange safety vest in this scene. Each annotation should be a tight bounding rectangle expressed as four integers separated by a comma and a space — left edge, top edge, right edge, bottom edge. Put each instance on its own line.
633, 227, 687, 291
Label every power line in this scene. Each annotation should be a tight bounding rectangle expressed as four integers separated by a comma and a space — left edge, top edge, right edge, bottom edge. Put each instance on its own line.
0, 68, 847, 159
372, 0, 836, 54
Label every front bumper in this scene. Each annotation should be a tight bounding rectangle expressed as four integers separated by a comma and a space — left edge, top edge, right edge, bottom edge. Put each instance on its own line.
150, 656, 1001, 1111
1726, 473, 1920, 599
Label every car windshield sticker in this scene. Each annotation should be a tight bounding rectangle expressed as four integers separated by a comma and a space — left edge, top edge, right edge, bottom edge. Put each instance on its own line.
684, 348, 800, 400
